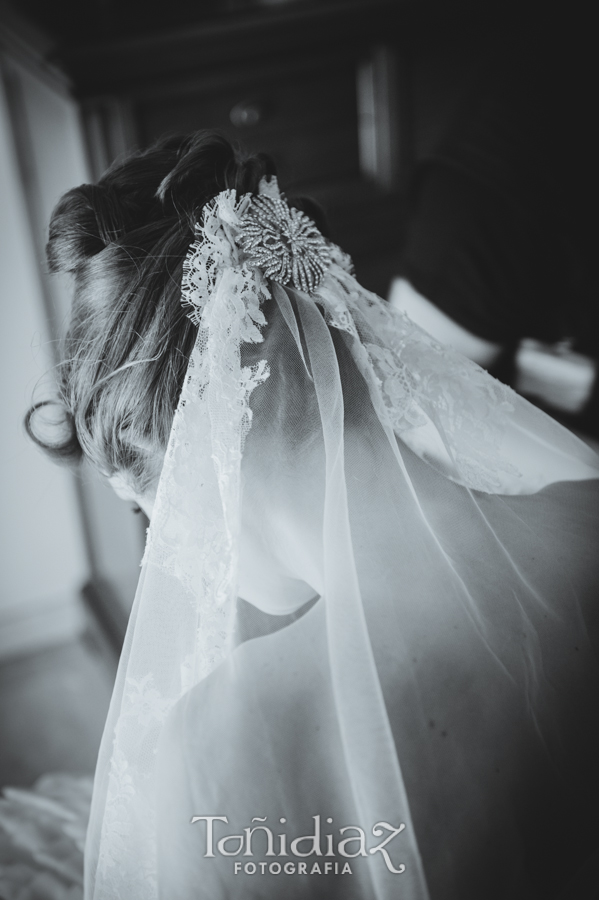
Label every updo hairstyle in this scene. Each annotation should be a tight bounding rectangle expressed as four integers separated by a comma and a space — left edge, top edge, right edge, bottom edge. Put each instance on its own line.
25, 131, 328, 495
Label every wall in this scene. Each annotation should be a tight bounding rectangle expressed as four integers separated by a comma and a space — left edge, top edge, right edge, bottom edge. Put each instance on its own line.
0, 64, 89, 659
0, 21, 145, 660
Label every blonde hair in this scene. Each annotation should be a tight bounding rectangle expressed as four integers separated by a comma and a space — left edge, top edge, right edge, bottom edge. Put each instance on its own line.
26, 131, 329, 493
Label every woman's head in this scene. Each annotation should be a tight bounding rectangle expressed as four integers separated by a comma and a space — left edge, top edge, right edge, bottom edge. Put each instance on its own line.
26, 131, 328, 500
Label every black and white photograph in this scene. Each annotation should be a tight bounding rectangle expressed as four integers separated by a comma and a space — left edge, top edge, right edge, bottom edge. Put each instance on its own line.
1, 1, 598, 897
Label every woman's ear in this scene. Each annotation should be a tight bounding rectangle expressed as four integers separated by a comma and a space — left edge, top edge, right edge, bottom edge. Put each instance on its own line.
108, 472, 156, 518
107, 472, 138, 502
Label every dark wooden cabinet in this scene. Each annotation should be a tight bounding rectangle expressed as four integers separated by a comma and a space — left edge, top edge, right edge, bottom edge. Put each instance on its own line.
136, 57, 361, 189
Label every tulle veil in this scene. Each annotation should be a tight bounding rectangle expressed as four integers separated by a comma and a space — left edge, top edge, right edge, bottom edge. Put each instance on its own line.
84, 181, 599, 899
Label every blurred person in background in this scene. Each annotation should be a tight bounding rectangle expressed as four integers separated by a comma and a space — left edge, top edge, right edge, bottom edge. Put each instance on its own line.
389, 30, 599, 440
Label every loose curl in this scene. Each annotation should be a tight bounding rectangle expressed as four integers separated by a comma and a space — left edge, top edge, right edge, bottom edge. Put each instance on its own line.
25, 131, 329, 494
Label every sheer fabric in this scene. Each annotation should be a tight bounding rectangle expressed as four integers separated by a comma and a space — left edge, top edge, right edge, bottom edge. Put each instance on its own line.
84, 184, 599, 900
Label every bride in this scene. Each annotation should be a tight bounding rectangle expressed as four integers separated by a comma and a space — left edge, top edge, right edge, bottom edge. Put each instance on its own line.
26, 131, 599, 899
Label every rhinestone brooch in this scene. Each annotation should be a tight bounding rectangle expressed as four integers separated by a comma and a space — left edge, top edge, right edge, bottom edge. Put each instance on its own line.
239, 195, 331, 294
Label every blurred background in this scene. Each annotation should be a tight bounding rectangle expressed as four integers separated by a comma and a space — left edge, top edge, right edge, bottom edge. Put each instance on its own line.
0, 0, 597, 795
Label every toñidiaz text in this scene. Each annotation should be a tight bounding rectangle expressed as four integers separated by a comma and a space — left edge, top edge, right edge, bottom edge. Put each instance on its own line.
190, 815, 407, 875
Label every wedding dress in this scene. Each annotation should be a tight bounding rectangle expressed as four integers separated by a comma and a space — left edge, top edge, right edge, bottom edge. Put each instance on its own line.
0, 774, 90, 900
77, 181, 599, 900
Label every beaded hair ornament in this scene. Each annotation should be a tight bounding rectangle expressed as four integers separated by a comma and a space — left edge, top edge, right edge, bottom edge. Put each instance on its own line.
181, 176, 332, 328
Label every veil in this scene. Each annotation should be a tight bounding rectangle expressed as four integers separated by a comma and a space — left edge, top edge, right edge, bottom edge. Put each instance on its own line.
84, 179, 599, 899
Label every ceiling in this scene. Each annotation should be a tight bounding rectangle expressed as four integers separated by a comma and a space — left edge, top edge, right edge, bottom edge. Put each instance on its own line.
6, 0, 370, 44
3, 0, 496, 49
